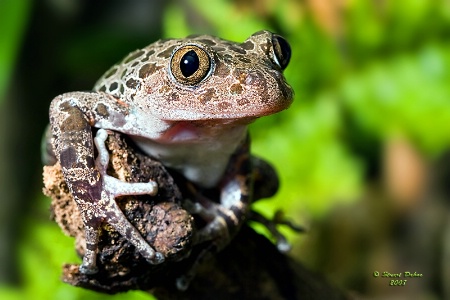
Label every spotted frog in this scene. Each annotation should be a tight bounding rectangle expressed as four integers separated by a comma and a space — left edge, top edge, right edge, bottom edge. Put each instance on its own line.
44, 30, 293, 275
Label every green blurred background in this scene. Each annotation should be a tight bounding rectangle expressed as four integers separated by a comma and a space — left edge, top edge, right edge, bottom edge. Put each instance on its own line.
1, 0, 450, 299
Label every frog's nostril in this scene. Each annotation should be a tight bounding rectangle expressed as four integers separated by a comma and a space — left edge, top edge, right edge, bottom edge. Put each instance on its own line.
272, 35, 291, 70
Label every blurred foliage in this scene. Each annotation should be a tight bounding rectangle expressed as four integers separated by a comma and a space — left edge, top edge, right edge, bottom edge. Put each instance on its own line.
0, 0, 31, 103
1, 0, 450, 299
341, 44, 450, 156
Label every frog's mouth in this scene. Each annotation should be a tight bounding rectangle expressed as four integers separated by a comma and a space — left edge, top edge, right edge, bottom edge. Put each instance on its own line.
159, 118, 254, 143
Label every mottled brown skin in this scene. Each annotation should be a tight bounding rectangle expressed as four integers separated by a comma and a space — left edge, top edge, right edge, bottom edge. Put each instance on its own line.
43, 132, 195, 292
94, 31, 292, 120
44, 30, 293, 277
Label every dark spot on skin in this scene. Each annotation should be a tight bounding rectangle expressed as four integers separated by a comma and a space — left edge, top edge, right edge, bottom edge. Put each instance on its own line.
241, 41, 254, 50
58, 101, 71, 111
59, 146, 76, 167
213, 47, 226, 53
218, 102, 231, 110
198, 88, 215, 104
222, 54, 233, 62
126, 78, 140, 89
125, 227, 134, 240
70, 173, 102, 201
85, 242, 97, 251
238, 57, 252, 63
157, 45, 176, 59
158, 85, 170, 94
123, 50, 145, 64
250, 70, 269, 103
95, 103, 109, 118
198, 39, 217, 46
168, 92, 180, 102
98, 85, 107, 92
259, 41, 271, 53
229, 46, 246, 55
121, 69, 128, 79
109, 82, 119, 92
139, 63, 158, 79
233, 69, 248, 84
230, 84, 243, 95
214, 62, 231, 78
237, 98, 250, 106
145, 49, 155, 59
59, 105, 90, 132
104, 67, 118, 78
131, 61, 139, 67
120, 84, 125, 94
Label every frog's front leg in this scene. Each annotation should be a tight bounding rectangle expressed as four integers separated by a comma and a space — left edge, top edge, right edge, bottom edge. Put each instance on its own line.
191, 178, 251, 248
176, 141, 252, 290
186, 137, 253, 248
177, 174, 252, 290
50, 92, 165, 274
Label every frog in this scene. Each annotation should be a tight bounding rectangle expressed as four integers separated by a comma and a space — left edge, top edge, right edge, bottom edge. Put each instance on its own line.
43, 30, 294, 276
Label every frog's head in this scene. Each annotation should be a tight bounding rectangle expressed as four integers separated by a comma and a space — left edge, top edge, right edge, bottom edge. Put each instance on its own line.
96, 30, 294, 123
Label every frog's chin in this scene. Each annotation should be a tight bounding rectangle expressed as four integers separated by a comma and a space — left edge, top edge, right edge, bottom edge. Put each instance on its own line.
155, 97, 292, 121
159, 118, 253, 143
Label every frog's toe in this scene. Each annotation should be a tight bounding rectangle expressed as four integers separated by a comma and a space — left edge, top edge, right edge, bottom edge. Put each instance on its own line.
145, 251, 165, 265
79, 263, 98, 275
276, 240, 291, 253
154, 252, 165, 264
94, 129, 110, 172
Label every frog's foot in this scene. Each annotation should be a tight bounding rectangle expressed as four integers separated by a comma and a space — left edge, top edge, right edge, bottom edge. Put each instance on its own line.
77, 129, 164, 274
249, 210, 305, 252
196, 215, 230, 247
183, 198, 232, 248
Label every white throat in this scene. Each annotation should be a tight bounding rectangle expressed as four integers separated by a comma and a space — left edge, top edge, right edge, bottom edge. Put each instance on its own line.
132, 124, 248, 188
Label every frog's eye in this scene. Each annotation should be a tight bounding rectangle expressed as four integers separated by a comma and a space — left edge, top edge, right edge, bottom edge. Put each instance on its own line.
272, 34, 291, 70
170, 45, 211, 85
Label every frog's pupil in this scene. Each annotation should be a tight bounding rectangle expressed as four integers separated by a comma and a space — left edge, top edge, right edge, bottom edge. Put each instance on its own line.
180, 50, 199, 77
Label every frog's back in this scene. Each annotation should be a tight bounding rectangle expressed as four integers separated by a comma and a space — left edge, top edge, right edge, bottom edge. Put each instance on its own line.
93, 38, 179, 99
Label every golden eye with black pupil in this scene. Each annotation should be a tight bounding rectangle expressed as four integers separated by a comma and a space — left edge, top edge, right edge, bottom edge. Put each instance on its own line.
272, 34, 291, 70
170, 45, 211, 85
